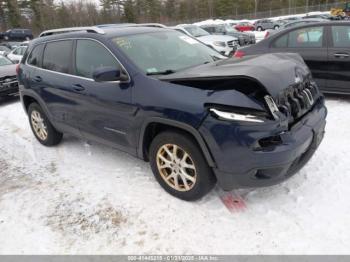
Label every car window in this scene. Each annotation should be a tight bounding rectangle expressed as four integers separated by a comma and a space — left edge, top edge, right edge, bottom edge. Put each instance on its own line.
27, 44, 44, 67
75, 39, 120, 79
273, 34, 288, 48
19, 47, 27, 55
216, 26, 225, 33
204, 27, 213, 33
0, 56, 13, 66
43, 40, 72, 74
184, 26, 209, 37
288, 26, 324, 48
0, 46, 10, 52
12, 48, 19, 55
332, 26, 350, 48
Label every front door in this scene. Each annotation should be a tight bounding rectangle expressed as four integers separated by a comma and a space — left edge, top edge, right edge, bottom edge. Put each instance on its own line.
326, 25, 350, 94
71, 39, 135, 152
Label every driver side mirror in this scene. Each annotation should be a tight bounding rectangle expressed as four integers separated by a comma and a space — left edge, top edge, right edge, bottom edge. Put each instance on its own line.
92, 67, 129, 82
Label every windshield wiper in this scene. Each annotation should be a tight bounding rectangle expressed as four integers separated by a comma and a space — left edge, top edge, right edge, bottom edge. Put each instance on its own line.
146, 69, 176, 76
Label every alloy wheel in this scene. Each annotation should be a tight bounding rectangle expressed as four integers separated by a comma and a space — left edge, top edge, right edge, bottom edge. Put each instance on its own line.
31, 110, 48, 141
156, 144, 197, 192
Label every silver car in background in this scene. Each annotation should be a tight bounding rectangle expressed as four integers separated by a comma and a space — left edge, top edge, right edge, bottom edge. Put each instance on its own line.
173, 24, 239, 56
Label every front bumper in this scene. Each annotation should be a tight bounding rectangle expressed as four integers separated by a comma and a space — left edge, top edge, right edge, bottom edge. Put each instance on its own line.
215, 45, 237, 57
0, 79, 19, 96
199, 98, 327, 191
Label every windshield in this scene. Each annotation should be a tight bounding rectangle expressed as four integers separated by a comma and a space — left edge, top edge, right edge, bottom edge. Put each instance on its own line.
112, 31, 225, 75
0, 46, 11, 52
223, 24, 235, 32
184, 26, 209, 37
0, 56, 13, 66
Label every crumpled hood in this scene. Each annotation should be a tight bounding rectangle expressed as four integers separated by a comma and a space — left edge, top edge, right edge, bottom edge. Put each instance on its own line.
0, 64, 16, 78
159, 53, 310, 98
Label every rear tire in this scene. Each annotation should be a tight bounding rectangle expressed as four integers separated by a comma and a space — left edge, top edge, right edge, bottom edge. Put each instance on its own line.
149, 131, 216, 201
28, 103, 63, 146
257, 26, 263, 31
274, 25, 280, 30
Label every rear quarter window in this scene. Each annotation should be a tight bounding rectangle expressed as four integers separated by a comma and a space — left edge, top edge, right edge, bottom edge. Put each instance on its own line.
43, 40, 73, 74
273, 34, 288, 48
27, 44, 45, 67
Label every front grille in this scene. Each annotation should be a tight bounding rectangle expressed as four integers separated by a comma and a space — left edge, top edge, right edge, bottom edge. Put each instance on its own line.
275, 80, 319, 124
0, 76, 18, 91
227, 40, 236, 48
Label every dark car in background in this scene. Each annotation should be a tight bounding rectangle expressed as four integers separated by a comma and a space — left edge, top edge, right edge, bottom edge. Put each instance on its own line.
0, 55, 18, 97
0, 29, 33, 41
238, 22, 350, 95
266, 18, 327, 37
18, 25, 326, 201
200, 24, 255, 45
303, 13, 342, 20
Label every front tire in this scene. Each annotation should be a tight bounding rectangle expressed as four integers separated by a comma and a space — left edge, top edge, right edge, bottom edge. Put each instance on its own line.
274, 25, 280, 30
28, 103, 63, 146
149, 131, 216, 201
257, 26, 263, 31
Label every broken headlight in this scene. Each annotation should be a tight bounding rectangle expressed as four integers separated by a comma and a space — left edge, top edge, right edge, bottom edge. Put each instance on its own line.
209, 108, 266, 123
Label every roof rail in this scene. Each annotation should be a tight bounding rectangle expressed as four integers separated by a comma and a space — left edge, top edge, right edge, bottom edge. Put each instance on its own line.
128, 23, 167, 28
39, 26, 105, 37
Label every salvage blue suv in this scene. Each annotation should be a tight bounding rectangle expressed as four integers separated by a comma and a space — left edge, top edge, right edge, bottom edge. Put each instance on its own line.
18, 26, 327, 201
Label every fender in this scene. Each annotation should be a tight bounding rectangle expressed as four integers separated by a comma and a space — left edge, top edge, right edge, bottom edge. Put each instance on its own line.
138, 117, 216, 168
20, 88, 56, 126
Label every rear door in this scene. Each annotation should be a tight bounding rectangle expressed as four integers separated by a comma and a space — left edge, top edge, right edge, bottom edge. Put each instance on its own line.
71, 39, 135, 151
265, 20, 274, 29
31, 39, 82, 136
271, 25, 328, 89
326, 25, 350, 94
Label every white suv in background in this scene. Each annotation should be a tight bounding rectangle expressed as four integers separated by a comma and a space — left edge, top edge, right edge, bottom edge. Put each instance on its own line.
6, 46, 27, 63
173, 24, 239, 56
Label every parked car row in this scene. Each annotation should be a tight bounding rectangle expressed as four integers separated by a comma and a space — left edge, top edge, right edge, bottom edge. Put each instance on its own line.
12, 24, 327, 201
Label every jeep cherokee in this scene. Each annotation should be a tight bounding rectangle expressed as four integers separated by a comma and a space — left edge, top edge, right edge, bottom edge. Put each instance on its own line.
18, 26, 327, 201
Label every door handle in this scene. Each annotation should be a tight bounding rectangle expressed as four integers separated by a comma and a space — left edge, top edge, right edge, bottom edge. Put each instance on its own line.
72, 84, 85, 92
334, 53, 349, 58
33, 76, 42, 82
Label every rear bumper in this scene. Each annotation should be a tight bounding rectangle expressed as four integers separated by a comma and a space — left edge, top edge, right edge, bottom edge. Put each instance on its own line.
199, 98, 327, 190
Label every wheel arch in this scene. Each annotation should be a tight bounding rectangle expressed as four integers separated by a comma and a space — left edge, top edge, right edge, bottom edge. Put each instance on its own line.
21, 91, 55, 123
138, 118, 216, 168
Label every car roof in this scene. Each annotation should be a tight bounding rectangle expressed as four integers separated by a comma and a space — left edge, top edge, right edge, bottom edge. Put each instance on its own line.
283, 20, 350, 28
33, 26, 172, 45
267, 21, 350, 41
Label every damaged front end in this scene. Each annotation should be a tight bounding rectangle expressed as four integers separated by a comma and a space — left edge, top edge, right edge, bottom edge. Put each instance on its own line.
159, 53, 327, 190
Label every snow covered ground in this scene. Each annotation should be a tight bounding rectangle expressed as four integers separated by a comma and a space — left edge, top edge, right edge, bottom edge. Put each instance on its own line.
0, 96, 349, 254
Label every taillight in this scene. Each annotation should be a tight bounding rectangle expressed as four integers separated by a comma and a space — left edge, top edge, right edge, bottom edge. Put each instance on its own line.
265, 31, 270, 38
234, 50, 245, 58
16, 64, 20, 75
